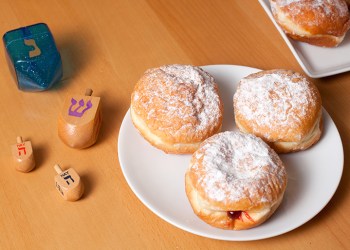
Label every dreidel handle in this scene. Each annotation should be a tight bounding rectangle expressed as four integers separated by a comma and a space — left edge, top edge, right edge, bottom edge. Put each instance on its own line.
54, 164, 63, 174
16, 136, 23, 143
85, 88, 93, 96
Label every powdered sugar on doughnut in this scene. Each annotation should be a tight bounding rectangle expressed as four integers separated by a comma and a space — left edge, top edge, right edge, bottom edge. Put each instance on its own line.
132, 65, 222, 141
191, 131, 287, 204
271, 0, 349, 27
276, 0, 348, 16
234, 70, 318, 141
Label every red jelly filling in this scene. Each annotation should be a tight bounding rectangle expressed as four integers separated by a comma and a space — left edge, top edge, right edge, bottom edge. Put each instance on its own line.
227, 211, 254, 222
227, 211, 242, 220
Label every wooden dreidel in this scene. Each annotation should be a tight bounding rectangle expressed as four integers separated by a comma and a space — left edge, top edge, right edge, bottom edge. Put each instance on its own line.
58, 88, 102, 149
11, 136, 35, 172
54, 164, 84, 201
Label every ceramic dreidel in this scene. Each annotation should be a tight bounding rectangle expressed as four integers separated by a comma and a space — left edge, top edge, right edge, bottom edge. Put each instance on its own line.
11, 136, 35, 172
54, 164, 84, 201
58, 88, 102, 149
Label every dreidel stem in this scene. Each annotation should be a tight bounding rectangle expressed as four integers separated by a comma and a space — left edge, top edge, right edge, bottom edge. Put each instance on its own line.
16, 136, 23, 143
85, 88, 93, 96
54, 164, 63, 174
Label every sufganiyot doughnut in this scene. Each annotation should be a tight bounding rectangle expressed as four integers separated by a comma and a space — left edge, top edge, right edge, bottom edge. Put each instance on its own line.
131, 64, 223, 154
233, 69, 322, 153
185, 131, 287, 230
270, 0, 350, 47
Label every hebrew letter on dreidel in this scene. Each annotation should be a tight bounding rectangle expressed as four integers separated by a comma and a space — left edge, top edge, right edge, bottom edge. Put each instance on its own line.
64, 175, 75, 185
24, 39, 41, 58
68, 98, 93, 117
17, 143, 27, 156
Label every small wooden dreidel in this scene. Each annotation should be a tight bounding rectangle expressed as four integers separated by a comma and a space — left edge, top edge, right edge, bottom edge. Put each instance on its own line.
3, 23, 63, 91
54, 164, 84, 201
58, 88, 102, 149
11, 136, 35, 172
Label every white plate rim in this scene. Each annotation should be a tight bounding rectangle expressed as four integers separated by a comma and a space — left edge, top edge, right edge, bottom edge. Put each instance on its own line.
258, 0, 350, 78
117, 64, 344, 241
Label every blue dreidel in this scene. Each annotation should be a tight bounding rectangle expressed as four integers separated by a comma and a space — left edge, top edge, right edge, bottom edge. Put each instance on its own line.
3, 23, 63, 91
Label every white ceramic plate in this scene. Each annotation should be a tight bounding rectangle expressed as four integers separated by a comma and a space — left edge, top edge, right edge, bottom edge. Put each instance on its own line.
259, 0, 350, 78
118, 65, 343, 241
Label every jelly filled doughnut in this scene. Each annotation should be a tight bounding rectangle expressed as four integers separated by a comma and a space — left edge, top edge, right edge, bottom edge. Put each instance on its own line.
185, 131, 287, 230
234, 69, 322, 153
270, 0, 350, 47
131, 64, 224, 154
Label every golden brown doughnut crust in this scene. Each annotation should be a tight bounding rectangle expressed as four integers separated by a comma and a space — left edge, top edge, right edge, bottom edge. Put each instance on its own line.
233, 69, 322, 153
131, 64, 223, 154
185, 131, 287, 230
270, 0, 350, 47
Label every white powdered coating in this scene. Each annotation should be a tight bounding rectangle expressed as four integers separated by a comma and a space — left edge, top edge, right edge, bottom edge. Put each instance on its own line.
234, 70, 317, 140
132, 64, 222, 139
191, 131, 286, 204
272, 0, 349, 27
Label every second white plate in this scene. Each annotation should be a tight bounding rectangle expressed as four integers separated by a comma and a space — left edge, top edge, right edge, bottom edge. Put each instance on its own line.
118, 65, 344, 241
259, 0, 350, 78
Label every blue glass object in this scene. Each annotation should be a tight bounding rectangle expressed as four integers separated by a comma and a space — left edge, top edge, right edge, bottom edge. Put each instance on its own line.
3, 23, 63, 91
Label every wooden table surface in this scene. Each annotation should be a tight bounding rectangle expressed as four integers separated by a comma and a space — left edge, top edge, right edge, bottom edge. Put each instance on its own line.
0, 0, 349, 249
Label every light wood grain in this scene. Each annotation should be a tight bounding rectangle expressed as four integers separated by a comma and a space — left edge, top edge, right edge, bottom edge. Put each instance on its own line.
0, 0, 349, 249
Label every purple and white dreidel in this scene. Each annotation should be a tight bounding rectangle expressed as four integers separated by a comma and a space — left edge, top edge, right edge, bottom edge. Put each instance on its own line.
58, 89, 102, 149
